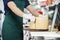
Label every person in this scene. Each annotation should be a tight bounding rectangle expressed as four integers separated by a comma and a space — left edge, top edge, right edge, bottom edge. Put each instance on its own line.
2, 0, 39, 40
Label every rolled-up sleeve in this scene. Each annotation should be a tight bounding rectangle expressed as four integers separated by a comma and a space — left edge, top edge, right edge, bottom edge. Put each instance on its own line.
3, 0, 13, 14
3, 0, 13, 6
25, 0, 30, 8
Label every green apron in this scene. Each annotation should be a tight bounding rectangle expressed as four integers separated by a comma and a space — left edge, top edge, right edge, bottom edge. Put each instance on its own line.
2, 0, 25, 40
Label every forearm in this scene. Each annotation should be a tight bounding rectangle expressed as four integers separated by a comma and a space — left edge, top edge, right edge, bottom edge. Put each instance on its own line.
7, 1, 24, 17
26, 5, 39, 17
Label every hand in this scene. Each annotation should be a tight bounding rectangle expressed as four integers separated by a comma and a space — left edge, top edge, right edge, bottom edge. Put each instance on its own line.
23, 14, 35, 22
57, 31, 60, 34
38, 15, 45, 18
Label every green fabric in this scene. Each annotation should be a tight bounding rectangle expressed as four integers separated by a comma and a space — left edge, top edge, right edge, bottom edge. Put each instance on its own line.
2, 0, 25, 40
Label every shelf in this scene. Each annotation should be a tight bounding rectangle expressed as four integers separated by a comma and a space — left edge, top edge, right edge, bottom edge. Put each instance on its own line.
30, 31, 60, 38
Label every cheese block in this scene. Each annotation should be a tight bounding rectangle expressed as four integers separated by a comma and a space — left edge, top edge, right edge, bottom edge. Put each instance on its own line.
29, 21, 36, 29
36, 16, 49, 30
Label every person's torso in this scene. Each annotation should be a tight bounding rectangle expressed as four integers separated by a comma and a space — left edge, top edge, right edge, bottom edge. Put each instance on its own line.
4, 0, 25, 26
3, 0, 25, 14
